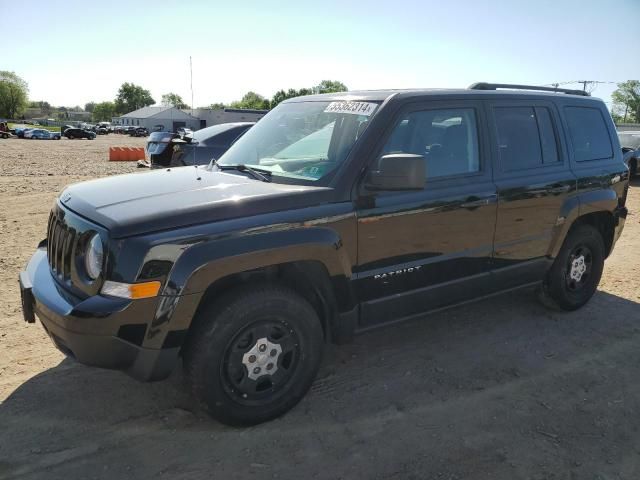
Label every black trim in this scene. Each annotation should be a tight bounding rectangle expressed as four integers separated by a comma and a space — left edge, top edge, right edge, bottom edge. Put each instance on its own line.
359, 271, 492, 328
356, 280, 541, 333
162, 329, 188, 349
469, 82, 589, 97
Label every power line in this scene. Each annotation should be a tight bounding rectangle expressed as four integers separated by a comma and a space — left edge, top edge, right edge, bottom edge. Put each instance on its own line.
544, 80, 618, 94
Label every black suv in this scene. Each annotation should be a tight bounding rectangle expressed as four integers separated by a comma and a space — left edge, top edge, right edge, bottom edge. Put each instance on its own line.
63, 127, 96, 140
20, 83, 629, 426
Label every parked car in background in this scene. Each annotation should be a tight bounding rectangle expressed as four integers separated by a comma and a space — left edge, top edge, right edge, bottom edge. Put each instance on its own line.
618, 131, 640, 177
145, 123, 253, 168
63, 128, 96, 140
170, 122, 254, 167
14, 126, 33, 138
130, 127, 149, 137
97, 127, 109, 135
24, 129, 61, 140
177, 127, 193, 136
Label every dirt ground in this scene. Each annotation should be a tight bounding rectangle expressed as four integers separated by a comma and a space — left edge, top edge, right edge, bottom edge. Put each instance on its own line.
1, 135, 639, 480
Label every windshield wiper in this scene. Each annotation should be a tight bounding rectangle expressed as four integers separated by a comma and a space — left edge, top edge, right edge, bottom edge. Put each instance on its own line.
215, 163, 272, 182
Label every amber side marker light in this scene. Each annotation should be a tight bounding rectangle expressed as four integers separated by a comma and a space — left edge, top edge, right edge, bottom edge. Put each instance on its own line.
101, 280, 161, 299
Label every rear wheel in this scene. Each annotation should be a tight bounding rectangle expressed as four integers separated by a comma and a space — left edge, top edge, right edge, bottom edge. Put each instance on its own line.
184, 284, 324, 426
541, 224, 605, 311
631, 158, 638, 177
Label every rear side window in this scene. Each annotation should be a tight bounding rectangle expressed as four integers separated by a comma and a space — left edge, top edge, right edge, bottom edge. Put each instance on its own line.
494, 106, 559, 171
564, 107, 612, 161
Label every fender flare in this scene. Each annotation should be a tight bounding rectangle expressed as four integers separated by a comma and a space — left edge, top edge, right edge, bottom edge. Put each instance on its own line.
547, 189, 617, 258
169, 226, 352, 295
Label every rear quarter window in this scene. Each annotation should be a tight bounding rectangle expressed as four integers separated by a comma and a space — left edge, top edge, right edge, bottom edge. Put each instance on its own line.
564, 106, 613, 162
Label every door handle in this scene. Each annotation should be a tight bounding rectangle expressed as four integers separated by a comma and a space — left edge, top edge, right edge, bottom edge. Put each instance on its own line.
460, 194, 497, 209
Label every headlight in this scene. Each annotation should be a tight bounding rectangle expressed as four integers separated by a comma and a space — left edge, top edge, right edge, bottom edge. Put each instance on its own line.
85, 233, 103, 280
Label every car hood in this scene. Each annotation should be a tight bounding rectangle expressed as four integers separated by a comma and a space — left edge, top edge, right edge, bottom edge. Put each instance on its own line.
60, 167, 332, 238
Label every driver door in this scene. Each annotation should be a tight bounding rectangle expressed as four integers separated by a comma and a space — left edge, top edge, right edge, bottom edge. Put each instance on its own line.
354, 100, 498, 327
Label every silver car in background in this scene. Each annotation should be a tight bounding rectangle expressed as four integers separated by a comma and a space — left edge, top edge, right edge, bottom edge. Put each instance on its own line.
618, 131, 640, 177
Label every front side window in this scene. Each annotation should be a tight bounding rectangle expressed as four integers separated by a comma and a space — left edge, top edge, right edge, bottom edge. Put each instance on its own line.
564, 106, 613, 161
494, 106, 559, 171
381, 108, 480, 179
216, 100, 378, 184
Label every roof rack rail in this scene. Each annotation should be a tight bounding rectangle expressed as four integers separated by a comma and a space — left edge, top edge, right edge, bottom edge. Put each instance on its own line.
468, 82, 590, 96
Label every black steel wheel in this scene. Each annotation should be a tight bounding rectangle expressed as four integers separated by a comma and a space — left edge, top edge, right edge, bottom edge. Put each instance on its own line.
564, 244, 593, 292
221, 319, 300, 406
185, 284, 323, 426
541, 224, 605, 311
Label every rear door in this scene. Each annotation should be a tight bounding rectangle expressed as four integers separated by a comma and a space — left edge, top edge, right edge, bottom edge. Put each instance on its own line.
488, 100, 576, 287
354, 100, 498, 327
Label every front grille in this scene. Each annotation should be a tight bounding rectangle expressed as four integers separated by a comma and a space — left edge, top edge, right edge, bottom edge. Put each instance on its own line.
47, 210, 78, 282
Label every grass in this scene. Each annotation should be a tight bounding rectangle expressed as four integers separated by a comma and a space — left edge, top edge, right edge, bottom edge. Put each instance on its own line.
8, 123, 62, 132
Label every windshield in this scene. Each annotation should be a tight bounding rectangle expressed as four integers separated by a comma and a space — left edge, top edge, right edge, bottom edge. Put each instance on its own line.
618, 132, 640, 149
215, 100, 378, 184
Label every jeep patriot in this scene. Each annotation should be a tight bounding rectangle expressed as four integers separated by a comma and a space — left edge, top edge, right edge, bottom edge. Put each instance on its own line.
20, 83, 629, 425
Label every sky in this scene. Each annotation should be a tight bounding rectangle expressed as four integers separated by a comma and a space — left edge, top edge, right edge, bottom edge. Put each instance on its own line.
2, 0, 639, 110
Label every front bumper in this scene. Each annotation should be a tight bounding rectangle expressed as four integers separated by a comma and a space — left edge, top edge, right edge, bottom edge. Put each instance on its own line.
20, 248, 182, 381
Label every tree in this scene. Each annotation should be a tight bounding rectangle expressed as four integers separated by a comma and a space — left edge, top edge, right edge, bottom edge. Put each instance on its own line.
270, 88, 313, 108
0, 71, 29, 119
84, 102, 96, 113
93, 101, 116, 122
161, 92, 188, 109
114, 82, 155, 114
315, 80, 348, 94
611, 80, 640, 123
27, 100, 51, 116
208, 102, 227, 110
229, 91, 270, 110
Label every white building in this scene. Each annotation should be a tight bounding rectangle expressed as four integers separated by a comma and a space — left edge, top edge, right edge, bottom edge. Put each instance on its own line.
112, 106, 200, 132
190, 108, 267, 129
113, 106, 267, 132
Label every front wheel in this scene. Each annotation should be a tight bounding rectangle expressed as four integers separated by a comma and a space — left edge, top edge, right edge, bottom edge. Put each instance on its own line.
541, 224, 605, 311
184, 284, 324, 426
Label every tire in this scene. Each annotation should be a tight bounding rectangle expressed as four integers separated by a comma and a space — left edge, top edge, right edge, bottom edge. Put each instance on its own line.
631, 158, 638, 178
184, 283, 324, 426
541, 224, 605, 311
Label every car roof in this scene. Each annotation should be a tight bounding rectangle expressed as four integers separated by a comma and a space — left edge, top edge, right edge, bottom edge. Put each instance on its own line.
282, 88, 602, 104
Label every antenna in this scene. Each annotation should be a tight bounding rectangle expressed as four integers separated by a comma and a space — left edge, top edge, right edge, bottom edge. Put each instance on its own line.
190, 56, 194, 115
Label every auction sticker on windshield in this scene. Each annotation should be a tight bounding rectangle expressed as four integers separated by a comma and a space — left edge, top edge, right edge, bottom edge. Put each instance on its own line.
324, 101, 377, 116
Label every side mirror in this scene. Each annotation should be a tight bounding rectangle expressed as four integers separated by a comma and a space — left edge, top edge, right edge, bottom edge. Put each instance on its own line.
365, 153, 425, 191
